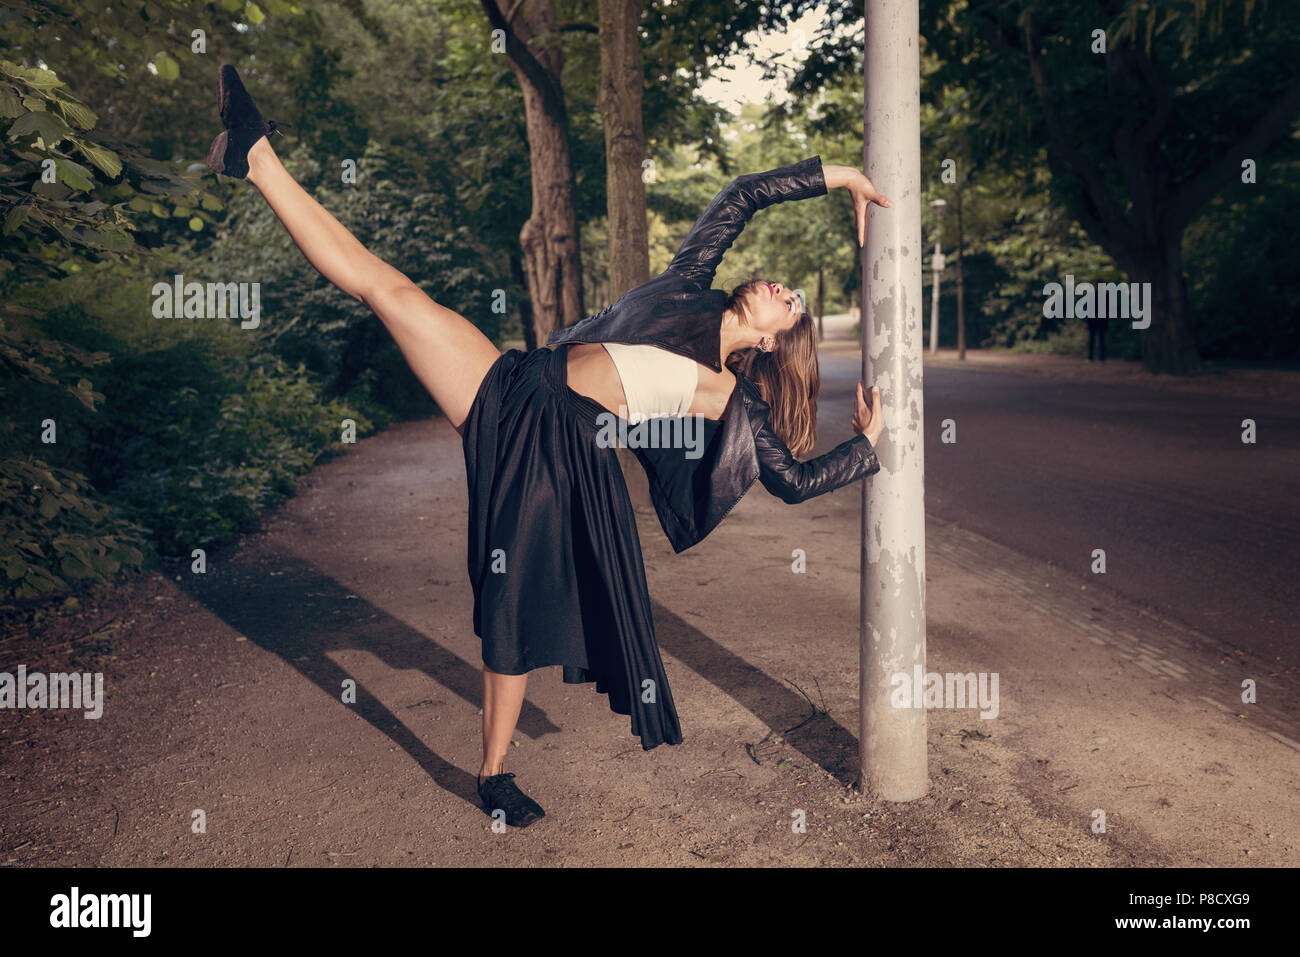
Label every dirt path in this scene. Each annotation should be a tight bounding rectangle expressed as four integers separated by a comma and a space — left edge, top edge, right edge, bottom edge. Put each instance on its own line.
3, 394, 1298, 866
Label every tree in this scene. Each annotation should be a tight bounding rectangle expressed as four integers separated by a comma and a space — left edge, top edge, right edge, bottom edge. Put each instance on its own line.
598, 0, 650, 295
596, 0, 653, 504
480, 0, 586, 347
927, 0, 1300, 373
776, 0, 1300, 374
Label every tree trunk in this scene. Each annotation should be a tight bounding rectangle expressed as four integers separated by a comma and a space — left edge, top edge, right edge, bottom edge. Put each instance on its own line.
599, 0, 650, 294
482, 0, 584, 346
1024, 14, 1204, 376
509, 252, 536, 351
1136, 231, 1202, 375
598, 0, 652, 507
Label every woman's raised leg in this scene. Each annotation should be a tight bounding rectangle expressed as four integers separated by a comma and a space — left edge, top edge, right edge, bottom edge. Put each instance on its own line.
244, 137, 500, 433
241, 135, 542, 823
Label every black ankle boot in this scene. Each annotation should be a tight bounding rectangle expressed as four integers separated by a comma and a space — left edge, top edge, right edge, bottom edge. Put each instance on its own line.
206, 64, 287, 178
477, 772, 545, 828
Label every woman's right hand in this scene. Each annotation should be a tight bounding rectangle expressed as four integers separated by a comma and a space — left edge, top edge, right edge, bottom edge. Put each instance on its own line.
824, 165, 892, 247
853, 382, 884, 447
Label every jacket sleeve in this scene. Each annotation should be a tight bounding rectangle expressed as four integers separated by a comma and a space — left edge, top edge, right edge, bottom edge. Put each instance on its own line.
754, 418, 880, 505
667, 156, 827, 289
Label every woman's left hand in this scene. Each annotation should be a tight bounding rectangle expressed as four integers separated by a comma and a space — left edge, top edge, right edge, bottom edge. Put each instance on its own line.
853, 382, 884, 447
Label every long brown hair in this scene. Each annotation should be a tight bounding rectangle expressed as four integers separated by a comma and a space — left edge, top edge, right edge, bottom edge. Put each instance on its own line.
723, 278, 820, 457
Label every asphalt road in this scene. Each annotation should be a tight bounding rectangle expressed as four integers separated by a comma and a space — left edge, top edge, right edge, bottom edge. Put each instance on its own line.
813, 346, 1300, 664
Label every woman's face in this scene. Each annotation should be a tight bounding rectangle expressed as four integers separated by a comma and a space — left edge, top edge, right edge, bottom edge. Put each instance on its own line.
747, 280, 803, 338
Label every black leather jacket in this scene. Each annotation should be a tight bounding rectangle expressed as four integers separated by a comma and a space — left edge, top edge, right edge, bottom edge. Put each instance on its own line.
547, 154, 880, 552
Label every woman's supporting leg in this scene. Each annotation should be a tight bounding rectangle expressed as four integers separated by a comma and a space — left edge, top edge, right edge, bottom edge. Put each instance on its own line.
480, 667, 528, 784
244, 137, 500, 433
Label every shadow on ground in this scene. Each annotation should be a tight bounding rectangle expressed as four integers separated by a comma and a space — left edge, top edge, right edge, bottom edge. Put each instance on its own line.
178, 541, 862, 815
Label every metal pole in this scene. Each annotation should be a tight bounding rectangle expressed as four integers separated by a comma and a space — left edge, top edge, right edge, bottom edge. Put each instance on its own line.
927, 198, 946, 355
860, 0, 927, 802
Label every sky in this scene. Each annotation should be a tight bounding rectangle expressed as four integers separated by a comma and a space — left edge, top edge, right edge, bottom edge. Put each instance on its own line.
696, 6, 834, 113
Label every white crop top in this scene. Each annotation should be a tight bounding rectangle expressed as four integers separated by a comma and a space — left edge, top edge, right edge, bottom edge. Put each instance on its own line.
601, 341, 699, 425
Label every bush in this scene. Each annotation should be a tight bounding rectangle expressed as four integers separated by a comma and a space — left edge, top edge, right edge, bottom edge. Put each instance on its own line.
90, 348, 372, 557
0, 456, 151, 599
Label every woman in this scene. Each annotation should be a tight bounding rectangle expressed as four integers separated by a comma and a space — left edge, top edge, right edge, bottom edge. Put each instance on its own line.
207, 65, 890, 828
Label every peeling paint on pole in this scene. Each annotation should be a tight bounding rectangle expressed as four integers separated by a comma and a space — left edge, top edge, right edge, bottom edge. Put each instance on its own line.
860, 0, 928, 802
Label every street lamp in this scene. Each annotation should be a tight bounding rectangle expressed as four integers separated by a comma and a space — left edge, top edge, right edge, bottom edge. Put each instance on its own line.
928, 199, 947, 356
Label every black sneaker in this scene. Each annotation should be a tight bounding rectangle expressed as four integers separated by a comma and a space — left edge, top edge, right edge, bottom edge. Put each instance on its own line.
477, 772, 545, 828
206, 64, 287, 178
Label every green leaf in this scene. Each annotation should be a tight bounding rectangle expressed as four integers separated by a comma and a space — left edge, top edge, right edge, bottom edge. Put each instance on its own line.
54, 97, 97, 130
123, 155, 178, 179
60, 552, 94, 579
153, 54, 180, 82
3, 204, 31, 235
72, 138, 121, 178
32, 179, 71, 200
199, 192, 224, 211
8, 110, 72, 147
219, 0, 243, 10
246, 3, 265, 24
2, 557, 26, 580
188, 216, 204, 231
78, 227, 131, 252
0, 62, 62, 90
114, 545, 144, 565
128, 196, 153, 212
38, 493, 60, 518
54, 157, 95, 192
0, 85, 21, 119
93, 227, 133, 252
139, 175, 192, 196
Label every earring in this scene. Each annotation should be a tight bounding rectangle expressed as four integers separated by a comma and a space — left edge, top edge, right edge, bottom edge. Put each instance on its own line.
759, 336, 774, 352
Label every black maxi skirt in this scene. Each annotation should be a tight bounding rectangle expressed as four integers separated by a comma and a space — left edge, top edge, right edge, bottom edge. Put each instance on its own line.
460, 344, 683, 751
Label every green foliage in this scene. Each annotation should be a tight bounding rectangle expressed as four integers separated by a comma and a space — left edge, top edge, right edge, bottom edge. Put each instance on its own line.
777, 0, 1300, 368
0, 310, 110, 415
0, 1, 389, 603
0, 456, 152, 598
6, 0, 1291, 607
0, 58, 136, 262
1184, 175, 1300, 360
205, 142, 508, 416
975, 162, 1122, 349
93, 350, 371, 556
1, 254, 380, 599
